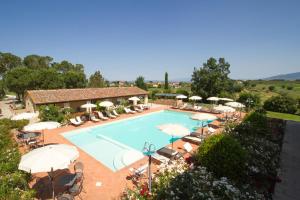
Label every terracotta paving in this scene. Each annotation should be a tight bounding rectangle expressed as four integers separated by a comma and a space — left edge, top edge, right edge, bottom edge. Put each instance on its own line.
25, 106, 233, 200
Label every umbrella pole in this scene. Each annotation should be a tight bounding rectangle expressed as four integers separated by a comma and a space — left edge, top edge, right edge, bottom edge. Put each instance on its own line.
48, 168, 55, 200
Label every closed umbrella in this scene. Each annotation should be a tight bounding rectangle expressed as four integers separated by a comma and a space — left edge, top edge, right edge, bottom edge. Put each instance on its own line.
158, 124, 190, 149
99, 101, 114, 108
19, 144, 79, 199
11, 112, 38, 120
23, 121, 61, 145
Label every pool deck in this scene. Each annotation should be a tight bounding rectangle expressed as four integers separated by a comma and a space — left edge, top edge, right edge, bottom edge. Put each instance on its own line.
29, 105, 225, 199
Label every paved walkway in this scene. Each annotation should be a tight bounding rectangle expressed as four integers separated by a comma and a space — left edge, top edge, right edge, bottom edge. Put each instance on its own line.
274, 121, 300, 200
0, 99, 14, 119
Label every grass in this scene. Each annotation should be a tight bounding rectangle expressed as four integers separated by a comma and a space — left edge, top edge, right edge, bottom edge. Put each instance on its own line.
267, 111, 300, 122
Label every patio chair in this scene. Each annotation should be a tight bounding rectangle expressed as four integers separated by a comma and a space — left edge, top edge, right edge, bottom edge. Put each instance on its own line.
70, 118, 82, 126
112, 110, 119, 117
151, 153, 170, 164
105, 111, 117, 119
133, 106, 143, 113
124, 107, 136, 114
183, 142, 193, 153
193, 105, 202, 111
90, 115, 100, 122
182, 136, 202, 145
129, 164, 148, 179
179, 103, 188, 110
76, 116, 85, 124
96, 111, 109, 120
74, 162, 84, 173
68, 179, 83, 199
207, 127, 216, 134
157, 147, 180, 159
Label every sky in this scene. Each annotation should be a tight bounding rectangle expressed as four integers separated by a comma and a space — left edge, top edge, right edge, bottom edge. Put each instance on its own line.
0, 0, 299, 81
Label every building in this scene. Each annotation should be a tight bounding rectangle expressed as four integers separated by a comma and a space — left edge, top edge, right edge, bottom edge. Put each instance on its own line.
24, 87, 148, 112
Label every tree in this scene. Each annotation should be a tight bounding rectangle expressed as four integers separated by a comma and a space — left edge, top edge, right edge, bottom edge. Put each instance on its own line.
88, 70, 106, 88
135, 76, 147, 90
0, 52, 22, 76
52, 60, 84, 73
63, 70, 86, 88
191, 57, 231, 98
238, 92, 261, 109
23, 55, 53, 69
32, 68, 64, 89
263, 95, 297, 114
0, 80, 5, 99
4, 67, 35, 99
164, 72, 169, 90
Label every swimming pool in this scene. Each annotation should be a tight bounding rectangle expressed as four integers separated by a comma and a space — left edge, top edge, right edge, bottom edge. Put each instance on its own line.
62, 110, 210, 171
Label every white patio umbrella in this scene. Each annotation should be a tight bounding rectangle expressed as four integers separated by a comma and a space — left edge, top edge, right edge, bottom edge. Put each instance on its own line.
81, 103, 97, 113
129, 96, 140, 106
189, 96, 202, 101
218, 98, 233, 102
23, 121, 61, 145
191, 113, 217, 134
207, 97, 219, 101
213, 105, 236, 113
128, 96, 140, 101
176, 95, 187, 99
158, 124, 190, 149
99, 101, 114, 108
19, 144, 79, 199
11, 112, 38, 120
225, 102, 245, 108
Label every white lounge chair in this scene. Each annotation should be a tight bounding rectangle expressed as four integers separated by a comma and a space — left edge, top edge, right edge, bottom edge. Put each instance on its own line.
193, 105, 202, 111
208, 127, 216, 134
70, 118, 81, 126
91, 115, 100, 122
151, 153, 170, 164
133, 107, 143, 113
105, 111, 117, 119
112, 110, 119, 117
76, 116, 84, 124
180, 103, 188, 110
96, 111, 109, 120
129, 164, 148, 177
183, 142, 193, 153
124, 107, 136, 114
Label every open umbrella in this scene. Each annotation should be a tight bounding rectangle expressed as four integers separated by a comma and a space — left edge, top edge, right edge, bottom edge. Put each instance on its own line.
81, 103, 97, 113
11, 112, 38, 120
225, 102, 245, 108
191, 113, 217, 134
158, 124, 190, 149
189, 96, 202, 101
213, 105, 235, 113
176, 95, 187, 99
23, 121, 61, 145
99, 101, 114, 108
207, 97, 219, 101
218, 98, 233, 102
128, 96, 140, 101
19, 144, 79, 199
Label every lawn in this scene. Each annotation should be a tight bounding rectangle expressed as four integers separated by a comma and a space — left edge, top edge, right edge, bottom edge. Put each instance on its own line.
267, 111, 300, 122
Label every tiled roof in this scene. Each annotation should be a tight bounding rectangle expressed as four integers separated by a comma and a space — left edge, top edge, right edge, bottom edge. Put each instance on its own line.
26, 87, 148, 104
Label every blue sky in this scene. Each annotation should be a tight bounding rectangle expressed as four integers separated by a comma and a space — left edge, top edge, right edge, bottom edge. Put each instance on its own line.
0, 0, 299, 81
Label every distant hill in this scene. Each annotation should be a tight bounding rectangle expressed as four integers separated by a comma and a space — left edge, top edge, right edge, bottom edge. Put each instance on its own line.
264, 72, 300, 80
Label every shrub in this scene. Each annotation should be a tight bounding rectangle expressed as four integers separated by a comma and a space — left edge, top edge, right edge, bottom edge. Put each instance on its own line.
238, 92, 261, 109
281, 85, 286, 89
287, 85, 293, 90
263, 95, 297, 114
150, 89, 160, 100
39, 104, 64, 122
0, 119, 35, 199
268, 85, 275, 91
195, 134, 247, 182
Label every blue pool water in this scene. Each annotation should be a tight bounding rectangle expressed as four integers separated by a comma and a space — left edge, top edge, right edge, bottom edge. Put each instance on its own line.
62, 110, 209, 171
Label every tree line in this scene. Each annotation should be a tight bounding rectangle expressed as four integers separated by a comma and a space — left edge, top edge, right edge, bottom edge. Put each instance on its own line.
0, 52, 106, 100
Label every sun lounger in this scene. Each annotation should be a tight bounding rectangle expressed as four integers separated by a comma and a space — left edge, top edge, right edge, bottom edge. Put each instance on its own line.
76, 116, 84, 124
124, 107, 136, 114
129, 164, 148, 177
133, 107, 143, 113
157, 147, 180, 159
180, 103, 188, 110
105, 111, 117, 119
91, 115, 100, 122
182, 136, 202, 144
208, 127, 216, 134
183, 142, 193, 153
193, 106, 202, 111
151, 153, 170, 164
112, 110, 119, 117
70, 118, 82, 126
96, 111, 109, 120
